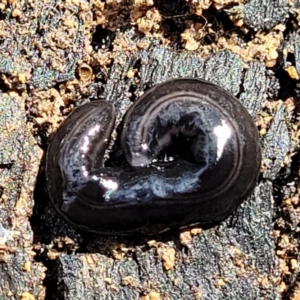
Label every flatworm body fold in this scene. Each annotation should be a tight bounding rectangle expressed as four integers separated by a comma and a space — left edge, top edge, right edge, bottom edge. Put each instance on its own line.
46, 78, 261, 235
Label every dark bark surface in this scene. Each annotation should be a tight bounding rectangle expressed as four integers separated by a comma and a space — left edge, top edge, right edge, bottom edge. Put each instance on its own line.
0, 0, 299, 299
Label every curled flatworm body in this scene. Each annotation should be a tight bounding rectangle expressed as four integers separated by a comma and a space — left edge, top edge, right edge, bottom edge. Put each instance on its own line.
46, 78, 261, 235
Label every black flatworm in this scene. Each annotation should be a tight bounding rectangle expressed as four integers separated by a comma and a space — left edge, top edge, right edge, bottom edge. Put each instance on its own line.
46, 78, 261, 235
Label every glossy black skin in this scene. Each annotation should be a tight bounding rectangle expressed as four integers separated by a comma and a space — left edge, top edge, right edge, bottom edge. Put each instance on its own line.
46, 78, 261, 235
